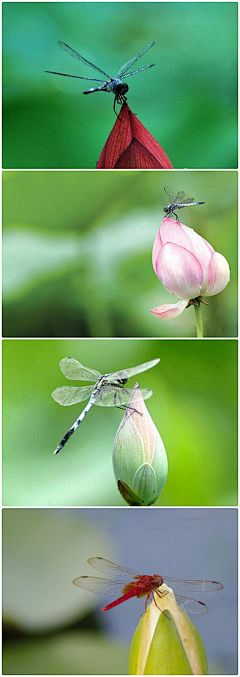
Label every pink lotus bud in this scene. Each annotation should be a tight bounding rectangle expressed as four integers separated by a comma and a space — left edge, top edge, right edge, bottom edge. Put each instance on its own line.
151, 217, 230, 320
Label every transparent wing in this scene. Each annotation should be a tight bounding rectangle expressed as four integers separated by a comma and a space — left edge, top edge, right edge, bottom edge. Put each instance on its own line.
116, 40, 156, 78
58, 41, 111, 79
123, 63, 156, 79
109, 358, 160, 381
178, 197, 195, 204
51, 385, 93, 406
88, 557, 141, 579
174, 191, 185, 203
59, 357, 101, 381
163, 578, 223, 592
45, 70, 106, 83
164, 186, 177, 202
93, 386, 152, 407
175, 595, 208, 615
73, 576, 130, 596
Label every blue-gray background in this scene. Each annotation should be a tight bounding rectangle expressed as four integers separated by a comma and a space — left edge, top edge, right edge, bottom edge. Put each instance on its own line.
2, 2, 237, 169
3, 508, 237, 674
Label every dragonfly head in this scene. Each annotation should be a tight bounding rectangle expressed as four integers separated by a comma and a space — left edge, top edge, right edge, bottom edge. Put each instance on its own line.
118, 377, 128, 386
116, 82, 129, 96
163, 206, 169, 213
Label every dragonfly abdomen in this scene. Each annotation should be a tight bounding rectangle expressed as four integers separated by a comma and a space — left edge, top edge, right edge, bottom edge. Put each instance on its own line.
83, 86, 107, 95
101, 586, 139, 612
53, 399, 93, 454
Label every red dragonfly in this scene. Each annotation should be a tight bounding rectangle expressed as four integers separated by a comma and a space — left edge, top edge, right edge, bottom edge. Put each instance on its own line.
73, 557, 223, 614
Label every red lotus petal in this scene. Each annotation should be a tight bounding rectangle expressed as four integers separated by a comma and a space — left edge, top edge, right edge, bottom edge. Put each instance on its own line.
96, 103, 173, 169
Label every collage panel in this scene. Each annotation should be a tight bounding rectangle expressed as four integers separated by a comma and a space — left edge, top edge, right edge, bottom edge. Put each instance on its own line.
2, 338, 237, 508
2, 507, 237, 675
2, 2, 237, 170
2, 170, 237, 339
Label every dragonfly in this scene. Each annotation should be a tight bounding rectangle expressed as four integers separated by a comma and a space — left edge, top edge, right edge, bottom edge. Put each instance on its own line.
46, 40, 156, 114
163, 186, 205, 220
52, 356, 159, 455
73, 557, 223, 614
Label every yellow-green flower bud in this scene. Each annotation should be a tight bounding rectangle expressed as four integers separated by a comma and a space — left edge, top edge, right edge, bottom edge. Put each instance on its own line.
113, 383, 168, 506
129, 584, 208, 675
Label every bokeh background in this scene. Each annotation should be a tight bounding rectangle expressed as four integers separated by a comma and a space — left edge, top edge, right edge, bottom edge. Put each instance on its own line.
2, 508, 237, 674
2, 2, 237, 169
3, 338, 237, 507
2, 170, 237, 338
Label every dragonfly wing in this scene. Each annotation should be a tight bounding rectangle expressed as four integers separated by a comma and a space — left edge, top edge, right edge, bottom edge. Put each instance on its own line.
164, 186, 176, 202
163, 578, 223, 592
174, 191, 185, 203
109, 358, 160, 381
73, 576, 130, 596
116, 40, 156, 78
58, 42, 111, 79
87, 557, 141, 578
93, 386, 152, 407
178, 197, 195, 204
59, 357, 101, 381
175, 595, 208, 615
46, 70, 106, 83
51, 385, 93, 406
123, 63, 156, 79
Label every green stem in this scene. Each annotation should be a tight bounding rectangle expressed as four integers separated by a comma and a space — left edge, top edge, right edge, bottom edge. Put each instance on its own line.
194, 305, 203, 338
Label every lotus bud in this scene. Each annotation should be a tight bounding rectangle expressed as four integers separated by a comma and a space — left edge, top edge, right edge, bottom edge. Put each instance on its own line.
96, 103, 173, 169
151, 216, 230, 320
113, 383, 168, 506
129, 584, 208, 675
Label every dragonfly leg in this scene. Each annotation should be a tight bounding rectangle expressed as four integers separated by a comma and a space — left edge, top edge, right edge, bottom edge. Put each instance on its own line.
153, 591, 170, 619
113, 96, 119, 116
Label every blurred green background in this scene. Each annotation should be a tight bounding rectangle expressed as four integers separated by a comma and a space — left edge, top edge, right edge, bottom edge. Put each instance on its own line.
2, 508, 237, 674
2, 2, 237, 169
3, 338, 237, 507
2, 170, 237, 338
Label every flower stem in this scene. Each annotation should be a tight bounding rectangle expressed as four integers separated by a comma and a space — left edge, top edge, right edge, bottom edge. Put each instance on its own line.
194, 305, 203, 338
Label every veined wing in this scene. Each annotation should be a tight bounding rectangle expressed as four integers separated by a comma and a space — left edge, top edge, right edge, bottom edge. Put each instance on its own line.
178, 197, 195, 205
116, 40, 156, 78
51, 385, 93, 406
173, 191, 186, 203
123, 63, 156, 79
45, 70, 106, 83
163, 577, 223, 592
164, 186, 177, 202
58, 41, 111, 79
109, 358, 160, 381
175, 595, 208, 615
59, 357, 101, 381
93, 386, 152, 406
88, 557, 141, 579
73, 576, 131, 596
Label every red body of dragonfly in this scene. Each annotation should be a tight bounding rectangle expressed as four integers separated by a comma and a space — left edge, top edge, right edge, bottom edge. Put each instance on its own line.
73, 557, 223, 614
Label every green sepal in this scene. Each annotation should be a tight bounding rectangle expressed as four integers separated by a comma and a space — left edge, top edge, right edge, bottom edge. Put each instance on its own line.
117, 480, 146, 506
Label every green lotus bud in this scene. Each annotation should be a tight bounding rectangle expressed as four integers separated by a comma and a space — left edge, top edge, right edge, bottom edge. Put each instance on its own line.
113, 383, 168, 506
129, 584, 208, 675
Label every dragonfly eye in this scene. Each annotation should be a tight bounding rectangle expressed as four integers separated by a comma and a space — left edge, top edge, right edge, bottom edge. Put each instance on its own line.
163, 207, 168, 213
115, 83, 129, 95
119, 377, 128, 385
